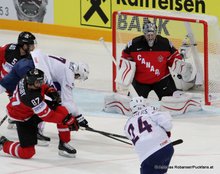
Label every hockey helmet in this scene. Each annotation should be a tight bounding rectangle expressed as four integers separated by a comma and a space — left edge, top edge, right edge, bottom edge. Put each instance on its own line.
129, 96, 146, 114
143, 22, 157, 47
74, 62, 89, 81
25, 68, 44, 86
143, 22, 157, 35
18, 31, 36, 45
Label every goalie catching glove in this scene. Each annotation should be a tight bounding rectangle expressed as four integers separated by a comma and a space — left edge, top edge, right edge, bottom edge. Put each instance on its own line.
171, 58, 195, 82
63, 114, 79, 131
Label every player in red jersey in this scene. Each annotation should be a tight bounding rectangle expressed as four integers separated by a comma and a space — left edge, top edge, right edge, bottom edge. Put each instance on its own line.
121, 22, 182, 100
0, 68, 79, 159
0, 31, 52, 143
0, 31, 36, 80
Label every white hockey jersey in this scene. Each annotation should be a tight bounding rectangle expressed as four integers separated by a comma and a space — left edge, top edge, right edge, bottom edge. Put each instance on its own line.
31, 49, 79, 115
124, 107, 172, 163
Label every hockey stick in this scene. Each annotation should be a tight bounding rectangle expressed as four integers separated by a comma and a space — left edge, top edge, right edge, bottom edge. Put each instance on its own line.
99, 37, 138, 97
172, 139, 183, 146
105, 134, 183, 146
86, 127, 183, 146
86, 126, 128, 139
99, 37, 117, 65
102, 134, 132, 145
0, 115, 7, 127
85, 127, 131, 145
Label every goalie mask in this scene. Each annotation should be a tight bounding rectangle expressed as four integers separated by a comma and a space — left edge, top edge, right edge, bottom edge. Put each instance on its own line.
143, 22, 157, 47
74, 62, 89, 81
129, 96, 146, 114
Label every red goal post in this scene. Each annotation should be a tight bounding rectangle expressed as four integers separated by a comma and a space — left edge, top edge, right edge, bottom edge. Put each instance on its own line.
112, 10, 220, 106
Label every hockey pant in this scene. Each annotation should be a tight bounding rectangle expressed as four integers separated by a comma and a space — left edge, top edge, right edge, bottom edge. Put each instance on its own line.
140, 143, 174, 174
132, 75, 177, 100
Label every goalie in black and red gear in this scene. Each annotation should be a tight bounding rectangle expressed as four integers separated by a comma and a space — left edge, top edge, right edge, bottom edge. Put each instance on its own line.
121, 22, 183, 100
0, 68, 79, 159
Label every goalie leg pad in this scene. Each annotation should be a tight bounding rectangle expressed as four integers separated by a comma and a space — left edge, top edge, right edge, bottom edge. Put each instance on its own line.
103, 93, 132, 116
115, 58, 136, 87
160, 92, 202, 115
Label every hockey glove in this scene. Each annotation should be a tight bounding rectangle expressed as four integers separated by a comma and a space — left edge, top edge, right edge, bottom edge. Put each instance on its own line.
63, 114, 79, 131
46, 87, 61, 104
166, 131, 171, 137
45, 100, 60, 110
76, 114, 88, 128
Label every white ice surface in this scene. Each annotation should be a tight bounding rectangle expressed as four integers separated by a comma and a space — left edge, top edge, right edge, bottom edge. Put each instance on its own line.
0, 30, 220, 174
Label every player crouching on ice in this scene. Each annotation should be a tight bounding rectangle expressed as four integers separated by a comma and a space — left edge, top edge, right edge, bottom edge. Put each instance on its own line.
124, 96, 174, 174
0, 68, 81, 159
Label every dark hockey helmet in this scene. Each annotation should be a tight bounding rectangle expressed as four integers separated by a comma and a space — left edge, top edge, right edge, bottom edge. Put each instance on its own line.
25, 68, 44, 85
17, 31, 36, 45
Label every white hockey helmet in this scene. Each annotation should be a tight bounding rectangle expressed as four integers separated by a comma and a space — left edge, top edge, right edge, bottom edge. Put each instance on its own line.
143, 22, 157, 47
129, 96, 146, 114
74, 62, 89, 81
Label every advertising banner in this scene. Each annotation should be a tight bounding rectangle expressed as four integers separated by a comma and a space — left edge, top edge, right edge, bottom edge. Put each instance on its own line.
0, 0, 54, 23
1, 1, 219, 28
0, 0, 219, 42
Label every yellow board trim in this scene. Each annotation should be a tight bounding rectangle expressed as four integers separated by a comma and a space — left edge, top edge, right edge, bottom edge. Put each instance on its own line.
0, 19, 112, 42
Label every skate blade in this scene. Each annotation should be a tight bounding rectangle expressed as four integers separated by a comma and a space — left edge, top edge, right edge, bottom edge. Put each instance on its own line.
58, 150, 76, 158
37, 140, 50, 147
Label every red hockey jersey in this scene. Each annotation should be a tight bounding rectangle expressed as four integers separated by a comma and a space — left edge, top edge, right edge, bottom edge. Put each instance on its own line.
0, 43, 28, 79
7, 78, 68, 123
122, 35, 182, 84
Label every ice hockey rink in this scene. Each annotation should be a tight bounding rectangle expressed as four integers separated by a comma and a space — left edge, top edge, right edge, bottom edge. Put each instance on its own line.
0, 30, 220, 174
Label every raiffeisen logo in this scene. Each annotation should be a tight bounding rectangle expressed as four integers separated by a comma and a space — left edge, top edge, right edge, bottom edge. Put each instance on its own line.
116, 0, 206, 13
81, 0, 112, 28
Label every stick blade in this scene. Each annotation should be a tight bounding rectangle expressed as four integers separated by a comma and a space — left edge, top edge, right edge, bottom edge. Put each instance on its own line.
172, 139, 183, 146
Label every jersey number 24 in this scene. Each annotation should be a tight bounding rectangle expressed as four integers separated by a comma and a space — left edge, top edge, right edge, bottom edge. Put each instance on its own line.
127, 116, 152, 145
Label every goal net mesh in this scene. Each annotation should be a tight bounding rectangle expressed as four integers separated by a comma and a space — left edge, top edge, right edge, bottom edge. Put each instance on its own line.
112, 10, 220, 105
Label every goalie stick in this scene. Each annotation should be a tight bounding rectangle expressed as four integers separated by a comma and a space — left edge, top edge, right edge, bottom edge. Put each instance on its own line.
85, 126, 183, 146
99, 37, 117, 65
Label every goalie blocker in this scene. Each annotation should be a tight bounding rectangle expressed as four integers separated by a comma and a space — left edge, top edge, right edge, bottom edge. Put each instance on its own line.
115, 58, 136, 87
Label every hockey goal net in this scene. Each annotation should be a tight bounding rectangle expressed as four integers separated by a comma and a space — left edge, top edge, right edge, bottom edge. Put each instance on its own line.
112, 10, 220, 106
